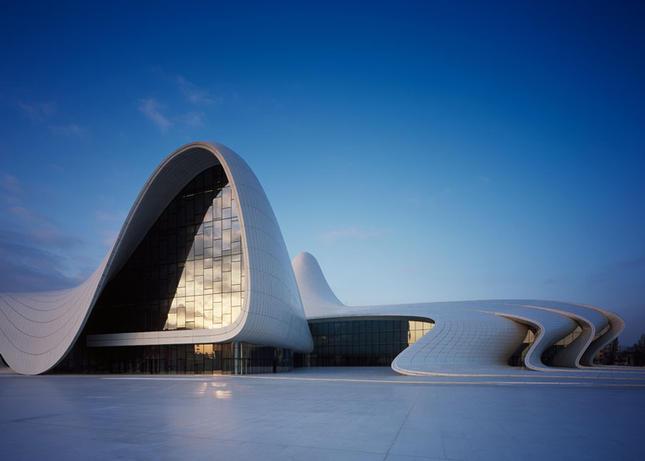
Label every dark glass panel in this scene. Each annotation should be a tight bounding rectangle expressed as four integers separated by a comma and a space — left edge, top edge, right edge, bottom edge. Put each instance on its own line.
84, 165, 245, 335
299, 317, 434, 367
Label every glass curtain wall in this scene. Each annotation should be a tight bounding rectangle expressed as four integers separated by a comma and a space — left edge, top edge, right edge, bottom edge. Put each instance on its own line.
86, 164, 245, 335
54, 342, 293, 375
297, 317, 434, 367
51, 164, 273, 375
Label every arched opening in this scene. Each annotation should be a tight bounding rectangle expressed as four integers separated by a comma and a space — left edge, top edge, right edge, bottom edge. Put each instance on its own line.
508, 327, 537, 367
86, 164, 245, 335
542, 325, 583, 366
53, 164, 251, 374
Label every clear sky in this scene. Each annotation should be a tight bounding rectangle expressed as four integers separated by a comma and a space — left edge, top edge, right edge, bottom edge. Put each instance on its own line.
1, 2, 644, 344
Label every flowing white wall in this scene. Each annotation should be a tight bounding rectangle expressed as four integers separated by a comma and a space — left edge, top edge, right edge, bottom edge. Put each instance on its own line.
292, 251, 625, 375
0, 142, 312, 375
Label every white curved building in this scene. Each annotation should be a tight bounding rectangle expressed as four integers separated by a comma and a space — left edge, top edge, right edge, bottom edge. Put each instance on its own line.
293, 252, 624, 375
0, 142, 625, 376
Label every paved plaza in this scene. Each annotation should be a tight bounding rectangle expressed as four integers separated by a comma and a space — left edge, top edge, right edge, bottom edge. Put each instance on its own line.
1, 367, 644, 460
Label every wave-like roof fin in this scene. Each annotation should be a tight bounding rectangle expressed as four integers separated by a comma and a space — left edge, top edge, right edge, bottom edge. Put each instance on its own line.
292, 252, 344, 310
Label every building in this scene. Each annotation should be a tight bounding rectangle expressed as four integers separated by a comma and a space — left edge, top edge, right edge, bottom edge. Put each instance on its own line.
0, 142, 625, 375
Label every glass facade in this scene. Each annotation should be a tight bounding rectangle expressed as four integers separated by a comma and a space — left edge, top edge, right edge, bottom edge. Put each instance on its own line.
51, 166, 437, 374
296, 317, 434, 367
86, 165, 245, 335
51, 165, 280, 375
54, 342, 293, 375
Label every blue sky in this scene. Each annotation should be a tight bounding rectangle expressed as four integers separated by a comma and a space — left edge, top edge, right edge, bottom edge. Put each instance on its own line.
1, 1, 644, 344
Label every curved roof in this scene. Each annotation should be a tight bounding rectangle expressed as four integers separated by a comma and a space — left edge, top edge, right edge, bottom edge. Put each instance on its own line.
0, 141, 627, 377
292, 251, 625, 376
0, 142, 312, 375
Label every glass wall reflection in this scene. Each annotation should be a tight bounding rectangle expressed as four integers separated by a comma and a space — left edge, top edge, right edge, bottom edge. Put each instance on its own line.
298, 317, 434, 367
55, 342, 293, 375
87, 165, 245, 334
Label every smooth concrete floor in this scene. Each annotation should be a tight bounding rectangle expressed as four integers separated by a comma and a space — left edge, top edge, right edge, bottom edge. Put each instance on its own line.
1, 367, 644, 461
